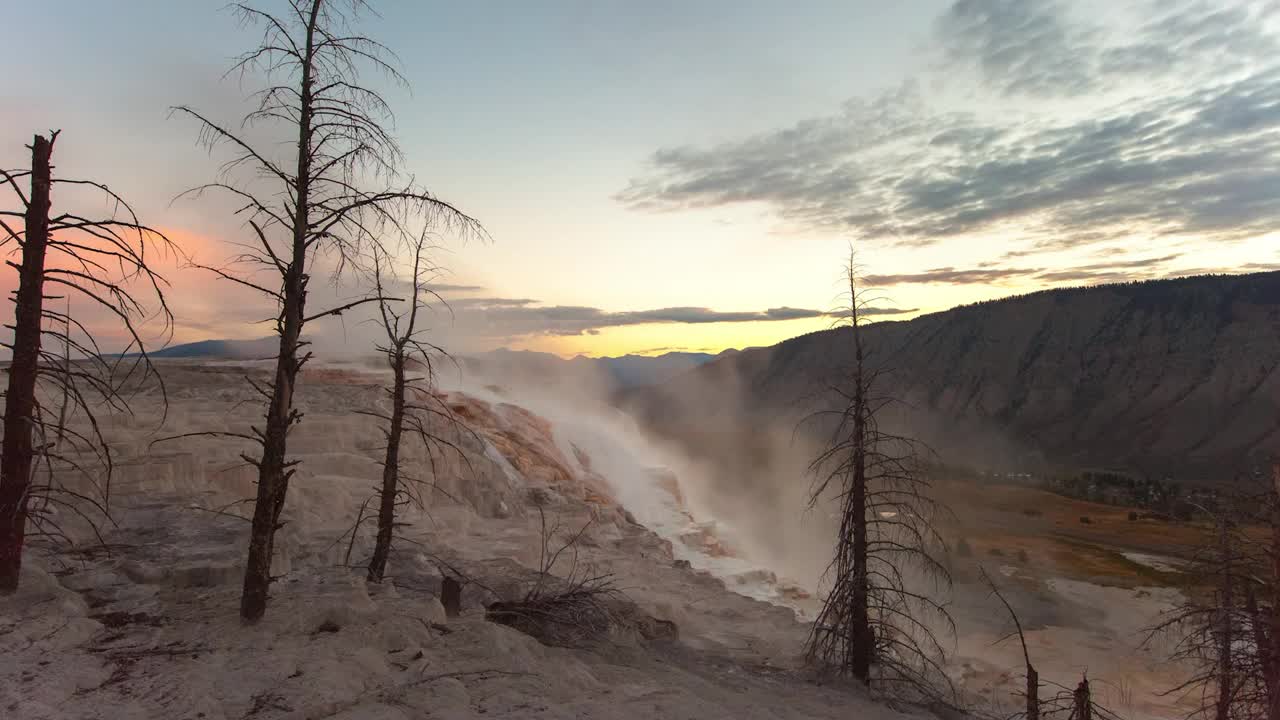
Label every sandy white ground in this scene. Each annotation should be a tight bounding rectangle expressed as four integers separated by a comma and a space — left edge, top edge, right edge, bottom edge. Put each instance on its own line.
1, 362, 927, 720
1, 359, 1203, 720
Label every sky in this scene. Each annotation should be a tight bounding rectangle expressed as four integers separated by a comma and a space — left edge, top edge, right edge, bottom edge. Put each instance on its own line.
3, 0, 1280, 357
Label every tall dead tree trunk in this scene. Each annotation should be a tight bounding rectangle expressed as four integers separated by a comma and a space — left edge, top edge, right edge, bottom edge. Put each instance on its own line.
0, 133, 171, 593
176, 0, 483, 621
843, 289, 873, 682
1217, 518, 1235, 720
366, 348, 404, 583
363, 239, 471, 584
1250, 583, 1273, 712
804, 251, 953, 697
1269, 461, 1280, 720
238, 0, 319, 619
1148, 500, 1269, 720
1071, 676, 1092, 720
981, 567, 1039, 720
0, 135, 52, 592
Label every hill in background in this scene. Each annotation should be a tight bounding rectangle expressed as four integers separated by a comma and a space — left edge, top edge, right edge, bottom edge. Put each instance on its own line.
626, 272, 1280, 484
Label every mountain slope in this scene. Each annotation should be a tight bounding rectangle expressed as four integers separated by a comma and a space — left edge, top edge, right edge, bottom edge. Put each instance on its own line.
626, 272, 1280, 483
461, 348, 722, 390
140, 337, 279, 359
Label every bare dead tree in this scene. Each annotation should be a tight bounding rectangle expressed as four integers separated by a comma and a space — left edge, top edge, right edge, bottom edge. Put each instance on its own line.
173, 0, 484, 621
485, 506, 622, 647
803, 252, 954, 698
1218, 518, 1240, 720
1072, 677, 1093, 720
1267, 462, 1280, 720
981, 567, 1129, 720
1014, 674, 1123, 720
0, 132, 173, 592
363, 235, 474, 583
981, 567, 1040, 720
1147, 501, 1266, 720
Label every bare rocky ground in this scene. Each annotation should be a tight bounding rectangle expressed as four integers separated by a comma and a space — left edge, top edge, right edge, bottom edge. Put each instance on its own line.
0, 361, 927, 720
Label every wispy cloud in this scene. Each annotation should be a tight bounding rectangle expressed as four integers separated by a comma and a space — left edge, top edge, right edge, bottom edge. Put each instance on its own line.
863, 266, 1041, 286
441, 299, 914, 338
617, 1, 1280, 253
938, 0, 1100, 98
860, 253, 1272, 287
937, 1, 1280, 97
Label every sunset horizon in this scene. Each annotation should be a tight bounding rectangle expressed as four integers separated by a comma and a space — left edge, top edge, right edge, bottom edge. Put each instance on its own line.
6, 0, 1278, 358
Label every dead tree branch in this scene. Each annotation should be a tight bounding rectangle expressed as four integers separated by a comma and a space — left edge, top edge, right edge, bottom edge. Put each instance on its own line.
174, 0, 484, 621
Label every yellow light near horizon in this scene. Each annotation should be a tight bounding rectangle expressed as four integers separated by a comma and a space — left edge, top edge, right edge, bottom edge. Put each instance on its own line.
510, 316, 841, 358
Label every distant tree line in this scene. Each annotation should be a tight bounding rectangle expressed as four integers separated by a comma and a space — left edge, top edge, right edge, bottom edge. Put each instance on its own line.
1046, 470, 1222, 520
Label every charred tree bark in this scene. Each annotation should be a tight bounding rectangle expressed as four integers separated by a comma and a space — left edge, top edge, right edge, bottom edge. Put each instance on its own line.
442, 576, 462, 617
1147, 500, 1268, 720
239, 0, 319, 622
1027, 666, 1041, 720
1072, 677, 1092, 720
808, 258, 874, 682
1270, 461, 1280, 720
1250, 584, 1273, 712
1217, 518, 1235, 720
0, 135, 53, 592
846, 315, 873, 682
362, 238, 471, 583
366, 350, 405, 583
0, 132, 171, 593
239, 269, 304, 619
981, 567, 1039, 720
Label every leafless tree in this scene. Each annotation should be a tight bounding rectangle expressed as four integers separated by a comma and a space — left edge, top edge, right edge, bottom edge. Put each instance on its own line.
1266, 462, 1280, 720
803, 253, 954, 698
485, 506, 622, 647
1148, 499, 1267, 720
363, 235, 473, 583
0, 131, 173, 592
982, 566, 1040, 720
983, 568, 1126, 720
173, 0, 483, 621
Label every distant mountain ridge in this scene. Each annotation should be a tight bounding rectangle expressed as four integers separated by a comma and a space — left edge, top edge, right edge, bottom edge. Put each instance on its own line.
464, 348, 727, 389
138, 337, 279, 360
141, 339, 725, 389
626, 272, 1280, 484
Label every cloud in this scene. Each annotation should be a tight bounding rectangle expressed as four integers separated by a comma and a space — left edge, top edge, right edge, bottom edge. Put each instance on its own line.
432, 283, 485, 293
863, 253, 1187, 286
446, 297, 539, 308
618, 1, 1280, 252
937, 0, 1099, 97
863, 266, 1040, 286
441, 299, 914, 338
940, 0, 1279, 97
1099, 2, 1280, 81
862, 306, 920, 316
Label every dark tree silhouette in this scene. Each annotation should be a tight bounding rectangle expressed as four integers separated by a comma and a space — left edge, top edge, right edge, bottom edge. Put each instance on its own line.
363, 236, 472, 583
0, 131, 173, 592
803, 253, 953, 697
174, 0, 483, 621
1147, 496, 1271, 720
981, 566, 1040, 720
985, 568, 1126, 720
485, 506, 622, 648
1268, 463, 1280, 720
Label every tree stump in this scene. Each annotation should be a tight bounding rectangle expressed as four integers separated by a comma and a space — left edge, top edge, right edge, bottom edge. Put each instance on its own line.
441, 576, 462, 618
